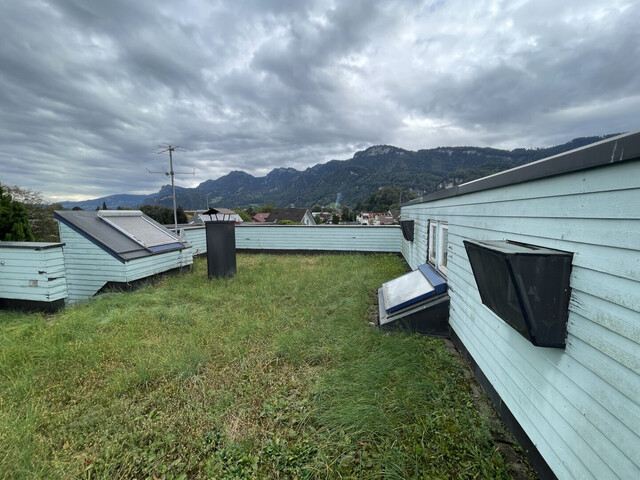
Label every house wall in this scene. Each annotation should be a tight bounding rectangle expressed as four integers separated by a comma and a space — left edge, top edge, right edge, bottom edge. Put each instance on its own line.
236, 224, 402, 252
59, 223, 193, 304
180, 226, 206, 255
400, 159, 640, 479
124, 247, 193, 280
0, 243, 68, 305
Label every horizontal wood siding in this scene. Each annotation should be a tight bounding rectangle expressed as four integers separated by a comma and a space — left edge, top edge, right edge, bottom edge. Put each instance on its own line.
59, 224, 193, 303
124, 247, 193, 281
0, 245, 68, 302
58, 223, 126, 303
181, 227, 206, 255
401, 160, 640, 480
236, 225, 402, 252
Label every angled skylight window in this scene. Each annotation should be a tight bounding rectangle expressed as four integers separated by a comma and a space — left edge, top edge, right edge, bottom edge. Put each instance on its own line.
382, 264, 447, 314
98, 210, 182, 251
378, 263, 449, 336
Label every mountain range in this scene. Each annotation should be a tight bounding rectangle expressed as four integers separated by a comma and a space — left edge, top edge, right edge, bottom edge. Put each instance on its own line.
60, 135, 616, 210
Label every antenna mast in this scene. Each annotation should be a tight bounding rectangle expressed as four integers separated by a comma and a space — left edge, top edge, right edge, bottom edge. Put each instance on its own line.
149, 145, 194, 234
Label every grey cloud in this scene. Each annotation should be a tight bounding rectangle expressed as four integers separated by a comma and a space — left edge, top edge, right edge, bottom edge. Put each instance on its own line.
0, 0, 637, 201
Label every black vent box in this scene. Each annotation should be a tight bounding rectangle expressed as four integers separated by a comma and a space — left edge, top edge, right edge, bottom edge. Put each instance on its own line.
463, 240, 573, 348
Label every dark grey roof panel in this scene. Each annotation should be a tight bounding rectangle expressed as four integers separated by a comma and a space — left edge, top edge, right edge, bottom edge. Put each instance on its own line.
54, 210, 186, 262
404, 130, 640, 206
268, 208, 309, 223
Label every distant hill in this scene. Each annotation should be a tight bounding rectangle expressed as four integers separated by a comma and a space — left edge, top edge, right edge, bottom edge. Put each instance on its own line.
60, 193, 155, 211
60, 135, 618, 210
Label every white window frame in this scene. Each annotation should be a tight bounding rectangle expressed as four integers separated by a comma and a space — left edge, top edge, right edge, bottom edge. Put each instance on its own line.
427, 220, 449, 276
438, 222, 448, 275
428, 220, 437, 265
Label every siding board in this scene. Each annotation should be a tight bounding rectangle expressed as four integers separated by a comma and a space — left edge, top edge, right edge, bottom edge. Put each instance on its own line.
0, 243, 68, 304
401, 157, 640, 479
450, 288, 635, 479
236, 225, 402, 252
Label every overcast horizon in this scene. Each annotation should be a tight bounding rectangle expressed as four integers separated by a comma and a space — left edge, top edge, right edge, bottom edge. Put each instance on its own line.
1, 0, 638, 202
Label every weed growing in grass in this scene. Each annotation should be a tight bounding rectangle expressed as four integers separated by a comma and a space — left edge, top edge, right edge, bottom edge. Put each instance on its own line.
0, 254, 519, 479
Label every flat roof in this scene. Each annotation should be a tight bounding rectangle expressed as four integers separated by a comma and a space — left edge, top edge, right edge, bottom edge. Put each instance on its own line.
404, 130, 640, 206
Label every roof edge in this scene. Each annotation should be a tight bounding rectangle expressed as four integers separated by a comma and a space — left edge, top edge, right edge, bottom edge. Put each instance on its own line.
54, 211, 127, 263
403, 130, 640, 206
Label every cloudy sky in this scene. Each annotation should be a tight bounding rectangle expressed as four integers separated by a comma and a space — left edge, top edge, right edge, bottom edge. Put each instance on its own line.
1, 0, 638, 202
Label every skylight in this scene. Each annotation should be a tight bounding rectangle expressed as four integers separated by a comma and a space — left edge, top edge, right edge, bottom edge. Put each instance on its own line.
98, 210, 182, 250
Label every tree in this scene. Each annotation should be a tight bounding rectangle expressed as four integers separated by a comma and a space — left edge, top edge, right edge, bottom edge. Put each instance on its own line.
257, 204, 275, 213
140, 204, 187, 225
2, 185, 59, 242
0, 185, 35, 241
332, 214, 340, 225
312, 205, 322, 212
102, 201, 108, 210
235, 209, 252, 222
176, 206, 188, 224
361, 186, 418, 212
277, 219, 301, 225
341, 206, 352, 222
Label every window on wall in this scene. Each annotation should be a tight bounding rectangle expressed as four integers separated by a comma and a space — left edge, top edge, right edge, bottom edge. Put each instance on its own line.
439, 223, 448, 274
427, 220, 449, 275
428, 221, 437, 265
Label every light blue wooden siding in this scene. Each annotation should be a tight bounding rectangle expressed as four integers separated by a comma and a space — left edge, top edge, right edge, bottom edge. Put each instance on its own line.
59, 223, 193, 304
0, 244, 68, 302
58, 223, 127, 303
181, 226, 206, 255
401, 160, 640, 480
124, 247, 193, 280
236, 225, 402, 252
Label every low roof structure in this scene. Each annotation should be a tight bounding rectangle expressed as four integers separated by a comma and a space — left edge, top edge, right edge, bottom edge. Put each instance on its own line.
268, 208, 316, 225
55, 209, 186, 261
252, 212, 271, 223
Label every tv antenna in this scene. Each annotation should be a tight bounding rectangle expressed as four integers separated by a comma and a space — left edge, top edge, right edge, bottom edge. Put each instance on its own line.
148, 145, 195, 234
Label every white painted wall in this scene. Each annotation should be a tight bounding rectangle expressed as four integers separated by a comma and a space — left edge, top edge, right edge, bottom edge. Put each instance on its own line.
401, 159, 640, 479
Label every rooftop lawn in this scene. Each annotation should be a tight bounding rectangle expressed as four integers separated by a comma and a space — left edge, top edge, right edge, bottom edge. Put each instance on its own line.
1, 254, 517, 479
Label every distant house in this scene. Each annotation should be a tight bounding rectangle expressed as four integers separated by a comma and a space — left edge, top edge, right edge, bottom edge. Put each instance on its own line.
54, 209, 192, 304
378, 215, 395, 225
252, 212, 271, 223
358, 212, 371, 225
358, 212, 395, 225
267, 208, 316, 225
188, 208, 243, 224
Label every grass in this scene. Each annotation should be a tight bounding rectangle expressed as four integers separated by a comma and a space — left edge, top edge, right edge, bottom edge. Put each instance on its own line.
0, 254, 514, 479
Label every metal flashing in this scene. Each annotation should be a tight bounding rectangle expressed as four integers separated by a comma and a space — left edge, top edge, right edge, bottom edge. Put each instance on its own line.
403, 130, 640, 207
0, 242, 65, 250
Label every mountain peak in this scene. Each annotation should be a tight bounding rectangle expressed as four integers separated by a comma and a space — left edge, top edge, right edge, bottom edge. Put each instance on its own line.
354, 145, 405, 158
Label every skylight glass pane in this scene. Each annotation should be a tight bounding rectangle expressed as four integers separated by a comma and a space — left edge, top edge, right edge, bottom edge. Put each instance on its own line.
382, 269, 435, 314
103, 216, 178, 248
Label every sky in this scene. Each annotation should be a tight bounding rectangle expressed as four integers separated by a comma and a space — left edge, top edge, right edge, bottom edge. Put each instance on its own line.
1, 0, 638, 202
